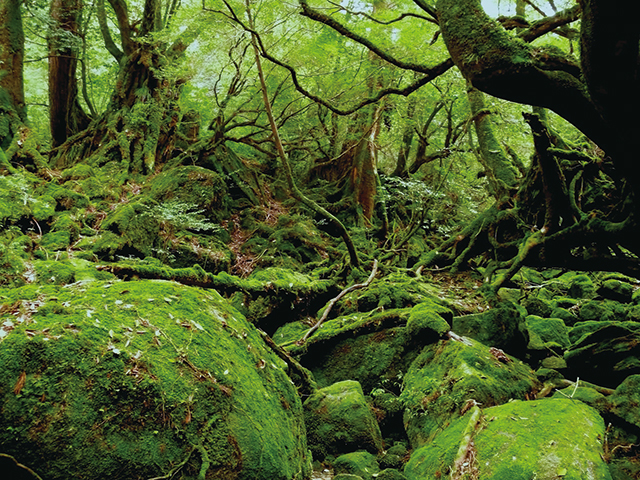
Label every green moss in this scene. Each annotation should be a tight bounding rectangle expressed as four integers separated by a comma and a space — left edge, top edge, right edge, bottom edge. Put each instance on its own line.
303, 380, 383, 460
0, 280, 310, 479
524, 315, 570, 351
453, 302, 526, 352
33, 260, 76, 285
610, 375, 640, 430
149, 166, 228, 222
406, 300, 452, 338
598, 279, 634, 303
401, 337, 539, 448
405, 399, 611, 480
333, 451, 380, 480
39, 230, 71, 251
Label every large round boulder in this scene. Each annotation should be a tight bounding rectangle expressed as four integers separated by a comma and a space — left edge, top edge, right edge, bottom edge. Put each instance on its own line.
0, 279, 310, 479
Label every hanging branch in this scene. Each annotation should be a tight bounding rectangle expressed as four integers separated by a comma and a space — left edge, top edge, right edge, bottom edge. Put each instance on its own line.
298, 260, 378, 344
244, 0, 360, 267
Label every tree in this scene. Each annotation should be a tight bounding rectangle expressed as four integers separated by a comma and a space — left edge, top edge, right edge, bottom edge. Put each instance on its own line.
48, 0, 91, 147
0, 0, 26, 150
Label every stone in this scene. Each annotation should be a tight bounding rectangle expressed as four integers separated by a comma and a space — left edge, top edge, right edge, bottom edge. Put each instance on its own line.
303, 380, 384, 460
401, 337, 539, 448
333, 451, 379, 480
0, 280, 310, 480
405, 399, 611, 480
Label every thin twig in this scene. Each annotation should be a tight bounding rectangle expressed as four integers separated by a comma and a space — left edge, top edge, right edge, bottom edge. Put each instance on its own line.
298, 260, 378, 344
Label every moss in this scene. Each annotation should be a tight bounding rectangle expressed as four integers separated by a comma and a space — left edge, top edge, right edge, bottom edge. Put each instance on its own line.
405, 399, 611, 480
40, 183, 90, 211
598, 279, 634, 303
524, 315, 570, 351
33, 260, 76, 285
100, 201, 160, 258
303, 380, 383, 460
406, 300, 452, 338
333, 451, 379, 480
452, 302, 526, 353
39, 230, 71, 251
149, 166, 228, 222
0, 280, 310, 479
552, 385, 609, 415
610, 375, 640, 430
560, 272, 597, 299
60, 163, 95, 181
401, 337, 540, 448
578, 299, 626, 322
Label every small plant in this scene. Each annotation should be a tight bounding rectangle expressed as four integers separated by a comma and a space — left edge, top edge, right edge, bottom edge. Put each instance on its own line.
148, 200, 221, 234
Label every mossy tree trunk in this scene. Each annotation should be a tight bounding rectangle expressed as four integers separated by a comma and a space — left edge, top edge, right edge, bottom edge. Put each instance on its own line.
427, 0, 640, 290
48, 0, 92, 148
0, 0, 26, 151
50, 0, 197, 172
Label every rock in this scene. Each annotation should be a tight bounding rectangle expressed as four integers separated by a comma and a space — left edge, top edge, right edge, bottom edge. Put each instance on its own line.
0, 280, 310, 479
598, 279, 634, 303
540, 355, 567, 369
610, 374, 640, 429
333, 475, 364, 480
333, 451, 379, 480
578, 299, 626, 322
452, 302, 526, 354
303, 380, 383, 460
292, 299, 451, 393
375, 468, 408, 480
370, 389, 405, 442
524, 315, 570, 352
565, 324, 640, 388
522, 296, 552, 318
561, 272, 597, 299
552, 385, 610, 415
400, 337, 539, 448
405, 399, 611, 480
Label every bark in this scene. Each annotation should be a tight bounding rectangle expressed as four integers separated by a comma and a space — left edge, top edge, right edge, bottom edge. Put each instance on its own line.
435, 0, 609, 151
0, 0, 26, 149
48, 0, 91, 148
467, 85, 519, 200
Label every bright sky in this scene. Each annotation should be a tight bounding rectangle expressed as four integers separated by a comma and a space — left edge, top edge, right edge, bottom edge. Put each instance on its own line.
481, 0, 517, 17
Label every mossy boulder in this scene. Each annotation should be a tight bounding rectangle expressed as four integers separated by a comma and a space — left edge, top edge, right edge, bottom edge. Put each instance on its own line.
294, 300, 450, 393
578, 299, 626, 323
565, 323, 640, 388
100, 201, 160, 258
332, 451, 379, 480
404, 399, 611, 480
524, 315, 570, 352
452, 301, 526, 353
0, 280, 310, 480
610, 374, 640, 429
598, 279, 634, 303
563, 272, 597, 299
401, 337, 539, 448
303, 380, 383, 460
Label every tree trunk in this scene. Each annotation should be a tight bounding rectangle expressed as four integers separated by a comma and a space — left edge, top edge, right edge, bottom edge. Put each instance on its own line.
48, 0, 91, 148
0, 0, 26, 150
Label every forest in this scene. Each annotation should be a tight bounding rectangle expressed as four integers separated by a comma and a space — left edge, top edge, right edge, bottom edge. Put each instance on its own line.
1, 0, 640, 478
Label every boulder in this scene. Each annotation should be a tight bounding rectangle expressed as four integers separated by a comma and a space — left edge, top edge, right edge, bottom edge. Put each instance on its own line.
291, 299, 451, 393
524, 315, 570, 352
303, 380, 383, 460
598, 279, 634, 303
0, 280, 310, 479
405, 399, 611, 480
610, 374, 640, 429
401, 336, 539, 448
452, 302, 526, 354
565, 323, 640, 388
333, 451, 379, 480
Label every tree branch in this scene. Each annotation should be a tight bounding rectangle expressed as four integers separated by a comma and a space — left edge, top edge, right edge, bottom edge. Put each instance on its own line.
298, 0, 441, 74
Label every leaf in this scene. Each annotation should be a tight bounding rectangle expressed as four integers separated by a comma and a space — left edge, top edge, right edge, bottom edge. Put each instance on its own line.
13, 371, 26, 395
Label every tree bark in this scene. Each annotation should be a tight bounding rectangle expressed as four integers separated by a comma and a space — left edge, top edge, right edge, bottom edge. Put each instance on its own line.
0, 0, 26, 150
48, 0, 91, 148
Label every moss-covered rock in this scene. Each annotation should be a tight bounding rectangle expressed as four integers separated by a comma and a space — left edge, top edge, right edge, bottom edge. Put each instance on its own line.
598, 279, 634, 303
100, 201, 160, 259
375, 469, 407, 480
562, 272, 597, 299
578, 299, 627, 323
610, 374, 640, 430
524, 315, 570, 351
565, 323, 640, 388
303, 380, 383, 460
522, 296, 552, 317
148, 166, 229, 222
401, 337, 539, 448
332, 451, 379, 480
405, 398, 611, 480
293, 300, 450, 393
0, 280, 310, 480
452, 301, 526, 353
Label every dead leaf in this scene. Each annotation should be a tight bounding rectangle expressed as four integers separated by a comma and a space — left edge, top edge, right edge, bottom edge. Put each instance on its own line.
13, 371, 26, 395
